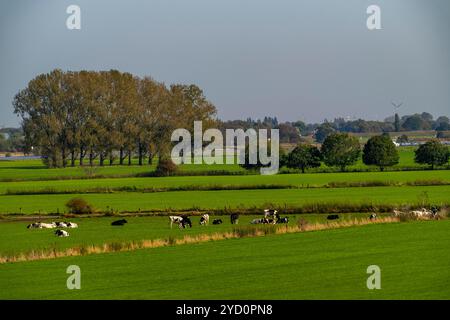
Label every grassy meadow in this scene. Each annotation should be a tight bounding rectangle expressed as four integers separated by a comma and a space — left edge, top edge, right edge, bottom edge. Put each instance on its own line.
1, 220, 449, 299
0, 149, 449, 300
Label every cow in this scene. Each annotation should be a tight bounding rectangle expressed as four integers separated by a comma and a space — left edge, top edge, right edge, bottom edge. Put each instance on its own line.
66, 222, 78, 228
369, 214, 377, 220
251, 218, 265, 224
27, 222, 41, 229
55, 229, 69, 237
212, 219, 223, 225
180, 216, 192, 228
199, 214, 210, 226
39, 222, 56, 229
230, 213, 239, 225
169, 216, 184, 229
264, 209, 279, 222
111, 219, 127, 226
55, 221, 68, 228
277, 217, 289, 224
327, 215, 339, 220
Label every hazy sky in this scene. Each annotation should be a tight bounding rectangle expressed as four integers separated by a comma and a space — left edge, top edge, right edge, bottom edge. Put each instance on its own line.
1, 0, 449, 127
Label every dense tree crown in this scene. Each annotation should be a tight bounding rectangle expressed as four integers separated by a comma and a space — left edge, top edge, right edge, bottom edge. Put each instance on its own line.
286, 144, 322, 173
321, 133, 361, 172
13, 69, 216, 167
414, 140, 449, 169
363, 135, 399, 171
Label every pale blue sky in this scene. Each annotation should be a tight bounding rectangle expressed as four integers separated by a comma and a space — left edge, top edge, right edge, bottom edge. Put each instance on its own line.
1, 0, 449, 127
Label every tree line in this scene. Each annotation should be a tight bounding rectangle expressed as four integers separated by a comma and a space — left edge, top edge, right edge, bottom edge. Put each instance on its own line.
283, 133, 450, 173
13, 69, 216, 167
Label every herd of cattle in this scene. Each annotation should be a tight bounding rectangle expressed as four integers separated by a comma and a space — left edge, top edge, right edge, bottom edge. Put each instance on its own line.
25, 207, 439, 237
27, 221, 78, 237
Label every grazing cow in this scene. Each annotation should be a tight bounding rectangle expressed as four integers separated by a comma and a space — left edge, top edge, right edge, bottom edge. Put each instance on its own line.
212, 219, 223, 225
111, 219, 127, 226
327, 215, 339, 220
180, 216, 192, 228
199, 214, 210, 226
169, 216, 184, 229
230, 213, 239, 225
277, 217, 289, 224
369, 214, 377, 220
55, 229, 69, 237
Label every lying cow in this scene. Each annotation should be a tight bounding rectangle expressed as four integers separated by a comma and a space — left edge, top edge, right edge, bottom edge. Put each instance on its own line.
199, 214, 210, 226
27, 222, 56, 229
230, 213, 239, 225
55, 229, 69, 237
111, 219, 127, 226
369, 214, 377, 220
251, 218, 266, 224
327, 215, 339, 220
212, 219, 223, 225
277, 217, 289, 224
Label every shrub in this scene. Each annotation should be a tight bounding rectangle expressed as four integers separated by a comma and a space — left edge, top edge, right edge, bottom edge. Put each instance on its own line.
155, 158, 178, 176
66, 198, 95, 214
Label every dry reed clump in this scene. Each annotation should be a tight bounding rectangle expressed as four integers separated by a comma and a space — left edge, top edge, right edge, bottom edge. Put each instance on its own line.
0, 216, 407, 265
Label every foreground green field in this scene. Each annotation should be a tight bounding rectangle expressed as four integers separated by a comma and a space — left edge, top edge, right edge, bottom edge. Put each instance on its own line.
1, 220, 448, 299
0, 213, 378, 256
0, 185, 448, 214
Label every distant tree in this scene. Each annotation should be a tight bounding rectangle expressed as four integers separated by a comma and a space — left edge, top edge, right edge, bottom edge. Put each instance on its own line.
287, 144, 322, 173
278, 123, 300, 143
155, 157, 178, 176
292, 121, 306, 135
436, 131, 450, 139
402, 114, 431, 131
394, 113, 401, 132
415, 140, 449, 169
321, 133, 361, 172
363, 135, 399, 171
314, 123, 335, 143
0, 133, 8, 151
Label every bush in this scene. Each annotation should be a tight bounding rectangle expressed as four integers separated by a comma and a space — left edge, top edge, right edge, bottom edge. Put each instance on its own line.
66, 198, 95, 214
155, 158, 178, 176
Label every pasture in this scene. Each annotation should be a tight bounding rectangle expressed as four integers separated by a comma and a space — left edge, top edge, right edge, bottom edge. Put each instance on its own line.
0, 185, 448, 214
0, 213, 381, 257
0, 220, 449, 299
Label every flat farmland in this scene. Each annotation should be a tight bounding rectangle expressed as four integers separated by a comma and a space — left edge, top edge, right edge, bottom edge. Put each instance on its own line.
0, 185, 449, 214
1, 220, 449, 299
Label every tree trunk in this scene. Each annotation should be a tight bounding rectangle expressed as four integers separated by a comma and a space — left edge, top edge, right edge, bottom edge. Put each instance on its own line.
79, 148, 85, 166
89, 151, 94, 167
120, 148, 124, 165
148, 152, 153, 165
71, 150, 76, 167
128, 151, 132, 166
100, 153, 105, 166
61, 148, 67, 168
138, 143, 143, 166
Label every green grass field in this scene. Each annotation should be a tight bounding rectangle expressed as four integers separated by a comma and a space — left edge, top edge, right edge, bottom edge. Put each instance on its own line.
1, 220, 449, 299
0, 185, 448, 214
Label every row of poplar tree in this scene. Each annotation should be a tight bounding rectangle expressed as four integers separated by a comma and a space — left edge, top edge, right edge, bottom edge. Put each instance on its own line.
13, 69, 217, 167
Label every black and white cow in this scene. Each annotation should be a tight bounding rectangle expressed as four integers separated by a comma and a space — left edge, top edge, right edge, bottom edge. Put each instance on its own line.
264, 209, 279, 224
327, 215, 339, 220
212, 219, 223, 225
169, 216, 183, 229
180, 215, 192, 228
111, 219, 127, 226
369, 214, 377, 220
277, 217, 289, 224
55, 229, 69, 237
230, 213, 239, 225
199, 214, 210, 226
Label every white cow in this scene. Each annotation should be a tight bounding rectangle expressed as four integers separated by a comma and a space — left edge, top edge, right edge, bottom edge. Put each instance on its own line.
66, 222, 78, 228
199, 214, 210, 226
264, 209, 278, 224
55, 229, 69, 237
169, 216, 184, 229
